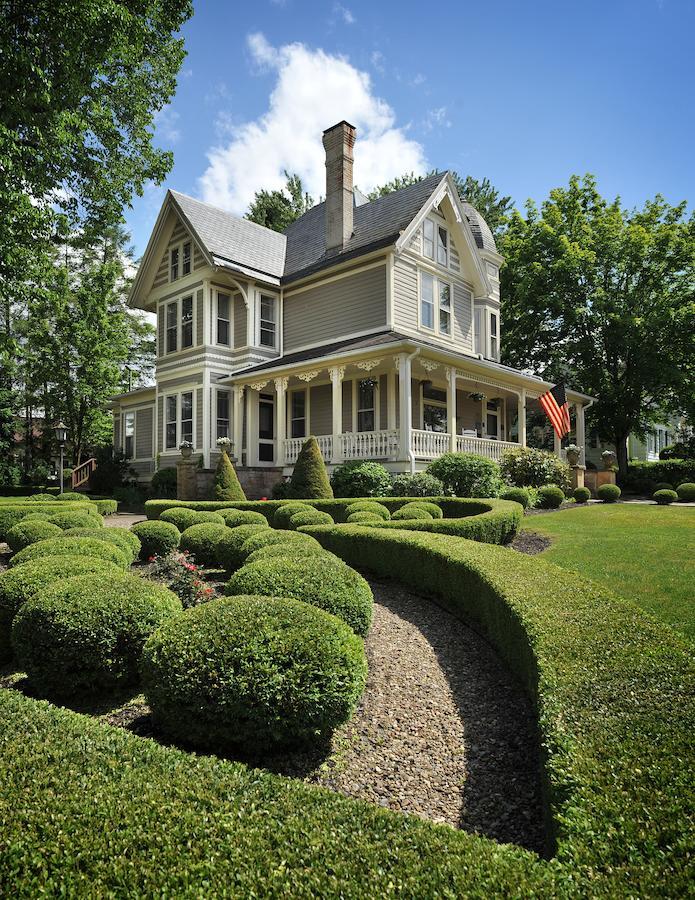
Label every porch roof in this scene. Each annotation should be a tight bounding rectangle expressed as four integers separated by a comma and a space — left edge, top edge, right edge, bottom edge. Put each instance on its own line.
219, 330, 596, 403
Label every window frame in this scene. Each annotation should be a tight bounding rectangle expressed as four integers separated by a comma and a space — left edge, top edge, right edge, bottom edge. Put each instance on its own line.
123, 411, 135, 459
163, 390, 197, 452
180, 391, 194, 445
437, 225, 448, 267
216, 291, 232, 347
165, 301, 178, 354
489, 311, 498, 360
182, 241, 191, 276
474, 307, 483, 355
289, 388, 307, 439
258, 293, 278, 349
423, 218, 435, 259
180, 295, 193, 349
165, 395, 178, 450
356, 379, 377, 433
418, 269, 454, 339
216, 389, 230, 441
169, 246, 179, 282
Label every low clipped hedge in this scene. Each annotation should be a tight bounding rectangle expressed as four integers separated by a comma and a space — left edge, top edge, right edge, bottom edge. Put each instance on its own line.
288, 509, 334, 529
92, 499, 118, 516
346, 511, 382, 524
391, 506, 432, 521
225, 557, 373, 636
676, 482, 695, 502
345, 501, 391, 521
238, 529, 322, 563
653, 489, 678, 505
12, 572, 181, 697
26, 493, 54, 502
500, 487, 531, 509
218, 508, 269, 528
160, 508, 225, 530
5, 519, 62, 553
401, 501, 443, 519
272, 502, 311, 529
130, 521, 180, 560
597, 483, 621, 503
56, 491, 90, 502
0, 557, 123, 662
216, 524, 270, 573
9, 536, 129, 570
537, 485, 565, 509
63, 527, 141, 564
244, 543, 333, 566
625, 459, 695, 493
141, 596, 367, 752
0, 502, 97, 541
48, 510, 102, 531
179, 523, 230, 567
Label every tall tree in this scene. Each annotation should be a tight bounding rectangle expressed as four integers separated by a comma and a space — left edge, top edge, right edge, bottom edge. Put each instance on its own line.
499, 175, 695, 477
246, 172, 314, 232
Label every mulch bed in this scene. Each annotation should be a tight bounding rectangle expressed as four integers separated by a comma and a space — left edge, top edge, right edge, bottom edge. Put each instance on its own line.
510, 531, 552, 556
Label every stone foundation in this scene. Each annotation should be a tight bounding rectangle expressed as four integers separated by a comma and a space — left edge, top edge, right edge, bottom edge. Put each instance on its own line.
177, 460, 283, 501
584, 469, 616, 497
237, 467, 285, 500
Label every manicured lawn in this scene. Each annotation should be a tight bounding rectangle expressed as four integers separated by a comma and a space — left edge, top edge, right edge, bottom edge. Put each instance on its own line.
525, 503, 695, 640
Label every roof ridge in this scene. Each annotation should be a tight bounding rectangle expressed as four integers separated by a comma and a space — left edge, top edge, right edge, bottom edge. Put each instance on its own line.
169, 190, 286, 243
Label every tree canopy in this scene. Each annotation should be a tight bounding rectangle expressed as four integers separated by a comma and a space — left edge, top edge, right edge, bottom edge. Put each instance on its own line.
246, 172, 314, 232
499, 175, 695, 475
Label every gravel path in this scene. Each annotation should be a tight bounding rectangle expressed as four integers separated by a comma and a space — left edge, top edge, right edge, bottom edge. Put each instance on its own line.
104, 512, 145, 528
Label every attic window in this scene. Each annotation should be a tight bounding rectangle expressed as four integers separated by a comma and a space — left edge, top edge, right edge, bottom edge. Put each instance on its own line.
437, 226, 448, 267
182, 241, 191, 276
170, 247, 179, 281
423, 219, 435, 259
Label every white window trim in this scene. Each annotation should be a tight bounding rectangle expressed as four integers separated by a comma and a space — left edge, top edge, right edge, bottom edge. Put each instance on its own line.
215, 290, 233, 347
162, 389, 198, 453
169, 238, 193, 283
256, 291, 279, 349
160, 292, 198, 358
215, 388, 231, 442
421, 215, 454, 271
418, 269, 454, 340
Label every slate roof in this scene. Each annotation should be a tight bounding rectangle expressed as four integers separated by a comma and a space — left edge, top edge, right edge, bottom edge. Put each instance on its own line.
170, 172, 496, 285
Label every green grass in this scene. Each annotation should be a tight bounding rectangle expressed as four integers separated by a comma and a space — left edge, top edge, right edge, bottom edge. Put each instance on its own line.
525, 504, 695, 640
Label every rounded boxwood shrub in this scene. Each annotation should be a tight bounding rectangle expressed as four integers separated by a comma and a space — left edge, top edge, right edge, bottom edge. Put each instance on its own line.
537, 485, 565, 509
6, 519, 62, 553
63, 527, 141, 564
18, 511, 51, 522
225, 557, 373, 636
390, 472, 444, 497
597, 483, 621, 503
391, 506, 433, 521
141, 595, 367, 752
653, 482, 674, 492
26, 493, 54, 502
288, 509, 334, 529
56, 491, 90, 502
218, 508, 269, 528
500, 487, 531, 509
346, 511, 382, 524
48, 510, 102, 531
159, 508, 225, 530
216, 523, 270, 573
239, 529, 322, 563
273, 502, 312, 529
244, 543, 333, 566
9, 536, 129, 570
149, 466, 177, 499
330, 460, 392, 498
398, 501, 443, 519
428, 452, 502, 498
345, 501, 390, 521
573, 486, 591, 504
131, 521, 181, 560
12, 572, 181, 697
179, 523, 230, 567
653, 489, 678, 505
0, 557, 123, 662
93, 499, 118, 516
676, 482, 695, 502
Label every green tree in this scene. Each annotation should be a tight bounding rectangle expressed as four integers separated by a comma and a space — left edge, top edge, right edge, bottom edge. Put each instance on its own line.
499, 175, 695, 478
246, 172, 314, 233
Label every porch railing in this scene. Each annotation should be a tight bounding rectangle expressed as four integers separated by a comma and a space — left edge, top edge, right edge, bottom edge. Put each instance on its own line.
456, 435, 518, 461
411, 429, 450, 459
283, 435, 333, 465
341, 429, 399, 461
72, 458, 96, 489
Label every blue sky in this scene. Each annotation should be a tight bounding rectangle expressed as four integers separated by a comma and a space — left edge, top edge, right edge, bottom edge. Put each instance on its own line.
127, 0, 694, 257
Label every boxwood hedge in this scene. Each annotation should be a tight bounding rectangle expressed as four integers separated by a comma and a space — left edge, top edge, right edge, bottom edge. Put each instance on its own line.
5, 519, 62, 553
47, 510, 102, 530
179, 523, 230, 567
216, 524, 270, 573
288, 509, 334, 529
0, 502, 98, 541
238, 529, 322, 563
141, 596, 367, 753
63, 527, 141, 564
9, 536, 129, 569
130, 521, 181, 560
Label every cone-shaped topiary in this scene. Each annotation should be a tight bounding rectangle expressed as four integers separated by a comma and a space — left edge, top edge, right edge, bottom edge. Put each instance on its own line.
213, 450, 246, 502
288, 436, 333, 499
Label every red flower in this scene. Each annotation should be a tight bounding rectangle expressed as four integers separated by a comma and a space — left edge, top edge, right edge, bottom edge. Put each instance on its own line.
148, 556, 156, 562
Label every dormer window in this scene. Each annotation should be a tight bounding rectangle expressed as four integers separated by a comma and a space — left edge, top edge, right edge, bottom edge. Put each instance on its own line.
182, 241, 191, 276
423, 219, 435, 259
170, 247, 179, 281
437, 226, 448, 267
181, 296, 193, 349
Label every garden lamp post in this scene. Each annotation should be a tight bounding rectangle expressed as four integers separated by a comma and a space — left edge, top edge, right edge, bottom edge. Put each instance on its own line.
54, 421, 68, 493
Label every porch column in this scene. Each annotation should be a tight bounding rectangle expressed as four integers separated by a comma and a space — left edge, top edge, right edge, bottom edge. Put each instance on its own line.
398, 353, 413, 461
274, 377, 288, 466
246, 384, 264, 467
520, 388, 527, 447
554, 431, 561, 457
446, 366, 457, 452
329, 366, 344, 464
575, 401, 586, 466
386, 370, 397, 430
232, 385, 244, 465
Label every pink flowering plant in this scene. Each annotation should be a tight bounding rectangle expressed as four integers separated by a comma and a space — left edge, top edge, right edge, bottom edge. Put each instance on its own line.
144, 550, 216, 608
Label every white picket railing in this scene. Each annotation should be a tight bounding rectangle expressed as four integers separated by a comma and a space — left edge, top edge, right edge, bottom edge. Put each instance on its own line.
283, 435, 333, 464
341, 429, 400, 460
456, 435, 518, 462
410, 429, 451, 459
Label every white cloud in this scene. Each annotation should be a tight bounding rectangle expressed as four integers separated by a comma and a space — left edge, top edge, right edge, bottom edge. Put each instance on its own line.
333, 3, 355, 24
370, 50, 385, 73
199, 34, 427, 215
423, 106, 451, 132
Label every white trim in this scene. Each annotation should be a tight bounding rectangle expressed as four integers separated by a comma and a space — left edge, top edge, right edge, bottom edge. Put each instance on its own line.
162, 386, 198, 452
386, 252, 394, 329
256, 290, 279, 350
213, 287, 234, 348
417, 268, 454, 341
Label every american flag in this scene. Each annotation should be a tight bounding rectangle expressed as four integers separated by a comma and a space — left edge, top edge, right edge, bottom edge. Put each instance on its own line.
539, 383, 571, 440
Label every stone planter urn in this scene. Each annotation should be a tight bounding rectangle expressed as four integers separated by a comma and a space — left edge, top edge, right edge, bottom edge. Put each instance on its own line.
602, 450, 616, 470
180, 445, 193, 460
566, 446, 581, 466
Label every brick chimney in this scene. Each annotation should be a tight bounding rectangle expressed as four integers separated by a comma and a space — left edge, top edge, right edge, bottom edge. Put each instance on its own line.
322, 121, 356, 252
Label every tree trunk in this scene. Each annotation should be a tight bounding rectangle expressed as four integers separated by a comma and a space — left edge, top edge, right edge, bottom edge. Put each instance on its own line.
614, 431, 630, 482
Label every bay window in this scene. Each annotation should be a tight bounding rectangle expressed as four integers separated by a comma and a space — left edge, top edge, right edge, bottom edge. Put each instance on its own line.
181, 296, 193, 349
421, 272, 435, 329
216, 390, 230, 440
489, 312, 498, 359
124, 412, 135, 459
166, 302, 177, 353
217, 292, 231, 345
259, 294, 277, 348
474, 308, 482, 355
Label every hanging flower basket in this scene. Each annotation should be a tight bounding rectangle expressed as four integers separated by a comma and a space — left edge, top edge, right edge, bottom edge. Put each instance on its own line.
468, 392, 487, 403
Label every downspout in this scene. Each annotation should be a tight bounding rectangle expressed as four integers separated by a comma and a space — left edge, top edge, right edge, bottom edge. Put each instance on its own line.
405, 348, 420, 474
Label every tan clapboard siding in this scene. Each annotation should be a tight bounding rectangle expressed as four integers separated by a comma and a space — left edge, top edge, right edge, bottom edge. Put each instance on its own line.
393, 255, 419, 334
135, 407, 154, 458
450, 242, 461, 273
453, 283, 473, 351
158, 373, 204, 390
233, 293, 246, 347
193, 244, 205, 270
113, 414, 121, 451
129, 459, 156, 476
309, 384, 331, 436
379, 374, 387, 425
283, 265, 387, 352
342, 381, 352, 432
157, 307, 165, 356
196, 289, 203, 345
153, 220, 196, 289
196, 389, 203, 449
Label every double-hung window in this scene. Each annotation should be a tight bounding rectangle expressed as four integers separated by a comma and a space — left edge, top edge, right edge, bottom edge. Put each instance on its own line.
259, 294, 277, 348
474, 308, 483, 355
165, 396, 177, 450
166, 302, 177, 353
180, 392, 193, 444
420, 271, 452, 336
489, 312, 498, 359
421, 272, 435, 330
170, 247, 179, 281
216, 391, 230, 440
217, 292, 231, 345
357, 380, 376, 432
181, 296, 193, 349
124, 412, 135, 459
439, 282, 451, 335
437, 226, 448, 266
182, 241, 191, 276
291, 390, 306, 438
423, 219, 435, 259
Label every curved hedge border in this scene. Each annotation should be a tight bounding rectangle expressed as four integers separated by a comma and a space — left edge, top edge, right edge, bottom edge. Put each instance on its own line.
0, 502, 100, 541
144, 497, 522, 545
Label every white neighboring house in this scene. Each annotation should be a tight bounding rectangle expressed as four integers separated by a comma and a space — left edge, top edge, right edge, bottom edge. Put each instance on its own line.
111, 121, 593, 496
585, 415, 682, 468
